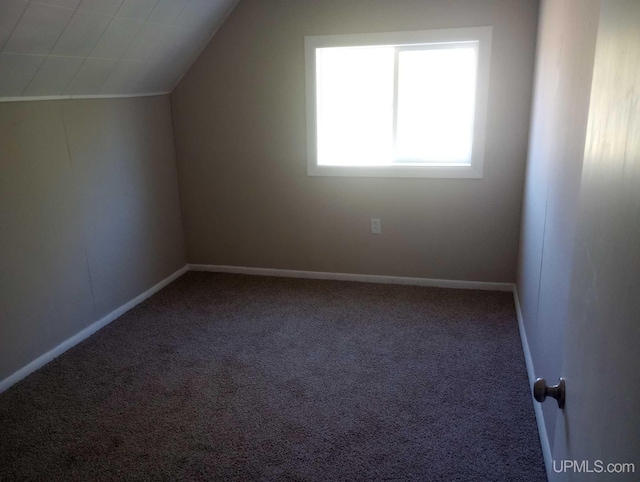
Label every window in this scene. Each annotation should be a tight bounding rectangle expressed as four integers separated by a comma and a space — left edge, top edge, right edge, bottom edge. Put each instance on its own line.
305, 27, 492, 178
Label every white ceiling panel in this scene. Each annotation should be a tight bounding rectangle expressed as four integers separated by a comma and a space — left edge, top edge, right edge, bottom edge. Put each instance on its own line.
137, 60, 179, 93
89, 17, 143, 60
51, 11, 112, 57
147, 27, 191, 74
115, 0, 160, 20
0, 53, 45, 97
175, 0, 231, 29
0, 0, 28, 50
3, 2, 74, 55
64, 58, 117, 95
23, 56, 84, 96
99, 59, 147, 94
122, 21, 168, 62
150, 25, 210, 74
36, 0, 82, 8
77, 0, 125, 16
147, 0, 189, 24
0, 0, 240, 99
175, 0, 214, 27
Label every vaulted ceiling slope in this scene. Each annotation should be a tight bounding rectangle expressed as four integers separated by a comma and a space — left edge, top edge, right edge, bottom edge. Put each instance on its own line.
0, 0, 239, 99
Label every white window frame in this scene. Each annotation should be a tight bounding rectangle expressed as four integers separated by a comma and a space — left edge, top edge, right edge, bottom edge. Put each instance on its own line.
304, 27, 493, 179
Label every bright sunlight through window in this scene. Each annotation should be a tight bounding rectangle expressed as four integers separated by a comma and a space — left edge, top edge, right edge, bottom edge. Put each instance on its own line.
305, 27, 492, 178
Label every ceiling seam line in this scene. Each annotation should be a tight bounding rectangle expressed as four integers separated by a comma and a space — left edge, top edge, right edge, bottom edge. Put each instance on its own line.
60, 55, 89, 96
92, 0, 155, 95
121, 0, 161, 62
170, 0, 242, 93
145, 0, 194, 72
0, 0, 29, 52
84, 17, 117, 60
18, 56, 46, 97
143, 0, 162, 22
20, 2, 77, 96
95, 21, 147, 95
76, 2, 125, 96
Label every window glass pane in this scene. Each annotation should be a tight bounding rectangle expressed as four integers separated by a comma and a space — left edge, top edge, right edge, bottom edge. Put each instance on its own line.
316, 46, 394, 166
396, 45, 477, 164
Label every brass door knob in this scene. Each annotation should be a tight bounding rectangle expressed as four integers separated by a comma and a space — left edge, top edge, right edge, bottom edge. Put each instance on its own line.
533, 377, 565, 409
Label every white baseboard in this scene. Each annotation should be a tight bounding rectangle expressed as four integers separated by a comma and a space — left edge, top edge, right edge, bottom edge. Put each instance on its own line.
0, 264, 509, 394
189, 264, 515, 292
0, 263, 518, 400
0, 262, 550, 477
513, 287, 552, 480
0, 92, 171, 103
0, 265, 188, 394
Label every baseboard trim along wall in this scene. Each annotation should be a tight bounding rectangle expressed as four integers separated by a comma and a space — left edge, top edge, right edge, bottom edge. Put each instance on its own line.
513, 288, 553, 480
189, 264, 515, 292
2, 259, 539, 470
0, 265, 188, 394
0, 92, 172, 103
1, 263, 549, 473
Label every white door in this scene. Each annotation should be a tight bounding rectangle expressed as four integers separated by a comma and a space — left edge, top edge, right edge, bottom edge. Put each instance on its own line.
551, 0, 640, 480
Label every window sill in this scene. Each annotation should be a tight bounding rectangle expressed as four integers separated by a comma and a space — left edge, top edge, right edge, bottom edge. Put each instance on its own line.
307, 164, 483, 179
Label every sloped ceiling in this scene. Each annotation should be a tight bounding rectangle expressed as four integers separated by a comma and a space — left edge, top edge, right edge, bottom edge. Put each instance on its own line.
0, 0, 239, 99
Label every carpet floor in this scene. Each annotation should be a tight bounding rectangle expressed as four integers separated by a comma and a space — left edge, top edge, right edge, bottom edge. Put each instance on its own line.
0, 272, 546, 481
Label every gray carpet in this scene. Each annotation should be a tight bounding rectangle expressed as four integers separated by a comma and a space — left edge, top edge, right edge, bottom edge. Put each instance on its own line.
0, 272, 546, 481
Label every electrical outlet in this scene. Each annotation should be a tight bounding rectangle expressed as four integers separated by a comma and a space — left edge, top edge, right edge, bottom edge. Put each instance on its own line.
371, 218, 381, 234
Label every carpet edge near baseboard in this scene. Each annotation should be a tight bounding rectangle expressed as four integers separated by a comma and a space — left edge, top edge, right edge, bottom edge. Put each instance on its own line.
1, 267, 551, 478
0, 265, 189, 394
513, 287, 553, 481
189, 264, 515, 292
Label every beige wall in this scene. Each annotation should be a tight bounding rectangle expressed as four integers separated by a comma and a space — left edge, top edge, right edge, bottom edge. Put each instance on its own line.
0, 96, 186, 381
171, 0, 539, 282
